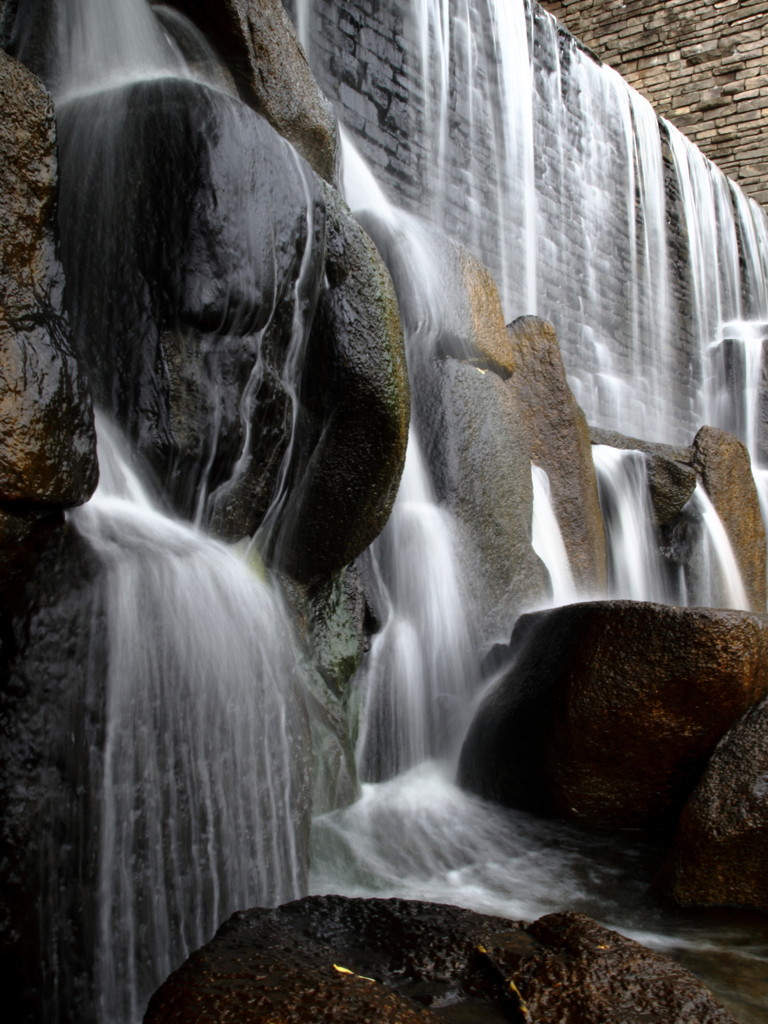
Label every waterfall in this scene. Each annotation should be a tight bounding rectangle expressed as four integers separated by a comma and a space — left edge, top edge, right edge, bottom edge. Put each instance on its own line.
5, 0, 768, 1020
531, 463, 577, 605
69, 419, 311, 1022
355, 431, 478, 782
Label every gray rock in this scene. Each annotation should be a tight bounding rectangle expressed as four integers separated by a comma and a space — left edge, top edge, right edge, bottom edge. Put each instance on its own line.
590, 426, 697, 527
268, 181, 409, 583
355, 211, 517, 376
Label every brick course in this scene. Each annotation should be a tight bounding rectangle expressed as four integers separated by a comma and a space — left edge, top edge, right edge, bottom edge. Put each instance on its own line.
542, 0, 768, 205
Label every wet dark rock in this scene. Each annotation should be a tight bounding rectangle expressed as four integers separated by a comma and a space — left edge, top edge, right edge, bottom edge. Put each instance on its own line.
268, 182, 409, 583
507, 316, 607, 592
162, 0, 339, 181
143, 895, 737, 1024
590, 426, 697, 527
417, 357, 549, 642
0, 49, 97, 581
459, 600, 768, 830
0, 524, 105, 1024
518, 910, 736, 1023
692, 425, 767, 611
657, 694, 768, 911
56, 77, 326, 539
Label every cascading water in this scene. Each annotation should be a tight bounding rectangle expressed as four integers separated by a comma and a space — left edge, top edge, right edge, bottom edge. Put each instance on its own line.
71, 419, 310, 1023
355, 431, 478, 782
5, 0, 768, 1021
531, 463, 578, 605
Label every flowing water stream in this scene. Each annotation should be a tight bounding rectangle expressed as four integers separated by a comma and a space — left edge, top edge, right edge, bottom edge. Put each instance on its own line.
4, 0, 768, 1021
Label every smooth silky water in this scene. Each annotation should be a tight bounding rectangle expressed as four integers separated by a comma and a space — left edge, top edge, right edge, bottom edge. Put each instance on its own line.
6, 0, 768, 1020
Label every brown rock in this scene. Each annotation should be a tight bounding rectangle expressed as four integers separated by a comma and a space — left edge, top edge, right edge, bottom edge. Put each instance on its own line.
162, 0, 338, 181
657, 694, 768, 911
0, 49, 96, 566
692, 425, 767, 611
459, 600, 768, 829
507, 316, 607, 592
518, 911, 736, 1024
144, 896, 737, 1024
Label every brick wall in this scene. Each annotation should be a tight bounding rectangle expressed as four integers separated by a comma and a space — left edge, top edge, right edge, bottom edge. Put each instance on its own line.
541, 0, 768, 206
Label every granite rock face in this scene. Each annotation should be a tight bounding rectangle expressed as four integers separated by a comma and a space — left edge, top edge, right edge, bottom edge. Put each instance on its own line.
144, 895, 738, 1024
268, 181, 409, 583
459, 600, 768, 829
417, 356, 549, 642
0, 49, 97, 578
657, 693, 768, 911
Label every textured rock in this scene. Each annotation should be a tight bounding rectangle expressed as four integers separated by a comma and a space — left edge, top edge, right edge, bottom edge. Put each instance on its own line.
417, 357, 549, 642
0, 525, 105, 1024
0, 49, 97, 578
163, 0, 338, 181
692, 425, 767, 611
657, 694, 768, 911
459, 600, 768, 829
0, 50, 96, 504
518, 911, 736, 1024
144, 896, 737, 1024
507, 316, 607, 592
267, 182, 409, 583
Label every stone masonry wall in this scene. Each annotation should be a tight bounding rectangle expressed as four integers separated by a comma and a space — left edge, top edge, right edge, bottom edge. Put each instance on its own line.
542, 0, 768, 206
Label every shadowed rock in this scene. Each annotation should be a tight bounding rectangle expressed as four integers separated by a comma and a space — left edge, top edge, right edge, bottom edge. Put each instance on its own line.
507, 316, 607, 592
459, 600, 768, 829
143, 895, 737, 1024
656, 693, 768, 911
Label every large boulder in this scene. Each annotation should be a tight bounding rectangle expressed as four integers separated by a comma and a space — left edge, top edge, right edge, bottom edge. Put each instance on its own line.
507, 316, 607, 592
459, 600, 768, 829
56, 77, 325, 538
417, 357, 549, 642
656, 693, 768, 911
692, 425, 767, 611
266, 182, 409, 583
162, 0, 338, 182
0, 49, 97, 578
56, 78, 407, 580
144, 896, 737, 1024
